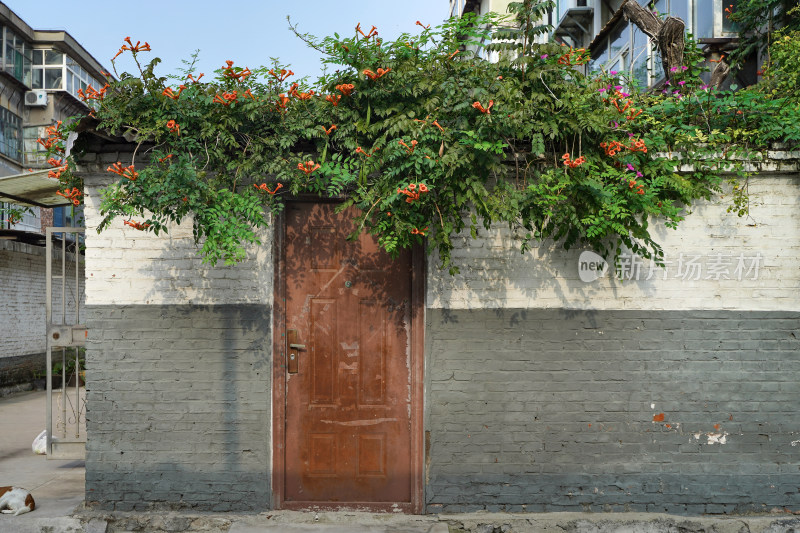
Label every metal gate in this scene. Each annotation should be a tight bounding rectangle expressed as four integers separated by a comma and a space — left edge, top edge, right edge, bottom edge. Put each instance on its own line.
45, 226, 87, 460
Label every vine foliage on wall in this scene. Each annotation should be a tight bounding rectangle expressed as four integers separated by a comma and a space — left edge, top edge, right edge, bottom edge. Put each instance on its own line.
41, 1, 800, 272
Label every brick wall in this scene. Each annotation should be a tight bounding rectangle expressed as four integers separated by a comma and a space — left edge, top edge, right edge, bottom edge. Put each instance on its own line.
1, 239, 83, 386
428, 175, 800, 311
424, 172, 800, 513
78, 146, 800, 514
85, 304, 271, 511
81, 169, 274, 511
425, 308, 800, 513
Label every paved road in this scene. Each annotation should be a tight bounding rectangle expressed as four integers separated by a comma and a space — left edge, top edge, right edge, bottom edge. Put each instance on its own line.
0, 390, 85, 526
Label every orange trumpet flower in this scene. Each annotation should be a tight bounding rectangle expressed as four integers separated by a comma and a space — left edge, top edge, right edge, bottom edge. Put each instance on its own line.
472, 100, 494, 114
107, 162, 138, 181
336, 83, 355, 96
298, 161, 321, 174
254, 182, 283, 195
398, 140, 418, 154
123, 220, 150, 230
321, 125, 337, 136
326, 94, 341, 106
363, 68, 391, 80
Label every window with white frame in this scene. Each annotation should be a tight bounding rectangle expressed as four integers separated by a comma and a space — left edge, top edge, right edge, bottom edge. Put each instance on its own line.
32, 48, 102, 99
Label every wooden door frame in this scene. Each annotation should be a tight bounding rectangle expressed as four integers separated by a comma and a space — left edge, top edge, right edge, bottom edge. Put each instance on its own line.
271, 199, 425, 513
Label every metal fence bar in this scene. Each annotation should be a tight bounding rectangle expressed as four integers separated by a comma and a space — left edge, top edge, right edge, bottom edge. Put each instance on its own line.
45, 227, 86, 459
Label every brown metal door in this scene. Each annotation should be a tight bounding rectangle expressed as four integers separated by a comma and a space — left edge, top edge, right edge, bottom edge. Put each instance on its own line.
280, 202, 417, 509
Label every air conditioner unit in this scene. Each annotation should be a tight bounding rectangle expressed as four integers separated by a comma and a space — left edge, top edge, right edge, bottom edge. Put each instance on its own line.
24, 90, 48, 107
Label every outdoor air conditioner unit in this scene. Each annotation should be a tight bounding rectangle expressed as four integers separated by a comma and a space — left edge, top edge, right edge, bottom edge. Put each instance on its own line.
24, 90, 48, 107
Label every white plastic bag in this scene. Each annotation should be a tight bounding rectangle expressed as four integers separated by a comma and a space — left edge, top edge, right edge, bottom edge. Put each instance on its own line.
32, 430, 46, 455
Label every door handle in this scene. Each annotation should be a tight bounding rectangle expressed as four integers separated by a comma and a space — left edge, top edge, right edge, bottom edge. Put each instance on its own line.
287, 330, 304, 374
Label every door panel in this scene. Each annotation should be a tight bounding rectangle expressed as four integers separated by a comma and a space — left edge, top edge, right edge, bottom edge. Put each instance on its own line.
282, 202, 415, 507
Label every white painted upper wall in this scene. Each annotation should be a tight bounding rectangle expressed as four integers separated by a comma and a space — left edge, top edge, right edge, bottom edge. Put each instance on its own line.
82, 175, 273, 307
82, 162, 799, 312
427, 174, 800, 311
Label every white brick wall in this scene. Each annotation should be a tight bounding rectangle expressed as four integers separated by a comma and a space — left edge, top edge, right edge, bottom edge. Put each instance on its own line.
81, 169, 798, 312
82, 175, 273, 306
1, 240, 83, 358
427, 174, 800, 311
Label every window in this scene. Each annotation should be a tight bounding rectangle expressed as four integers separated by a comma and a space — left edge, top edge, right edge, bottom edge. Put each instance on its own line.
0, 25, 32, 85
0, 107, 22, 162
32, 48, 64, 90
32, 49, 102, 99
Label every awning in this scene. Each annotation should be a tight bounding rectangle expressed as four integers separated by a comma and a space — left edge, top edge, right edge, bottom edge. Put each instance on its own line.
0, 169, 71, 208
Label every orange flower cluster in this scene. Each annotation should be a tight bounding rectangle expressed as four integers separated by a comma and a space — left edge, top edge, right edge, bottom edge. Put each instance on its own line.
222, 60, 251, 81
628, 139, 648, 153
556, 47, 589, 66
363, 68, 391, 80
355, 146, 380, 157
186, 73, 204, 84
607, 93, 642, 121
600, 139, 647, 157
47, 157, 67, 179
166, 120, 180, 135
162, 85, 186, 100
398, 182, 429, 203
629, 180, 645, 195
321, 124, 337, 136
213, 91, 239, 105
398, 140, 418, 154
298, 161, 320, 174
56, 187, 82, 206
123, 220, 150, 230
411, 227, 428, 236
243, 89, 256, 100
107, 162, 138, 181
289, 83, 315, 100
336, 84, 355, 96
276, 94, 290, 110
254, 182, 283, 195
326, 94, 341, 106
561, 153, 586, 168
269, 68, 294, 82
112, 37, 150, 61
158, 154, 174, 163
77, 83, 109, 102
37, 121, 65, 152
724, 3, 734, 18
600, 141, 625, 156
356, 23, 378, 40
472, 100, 494, 114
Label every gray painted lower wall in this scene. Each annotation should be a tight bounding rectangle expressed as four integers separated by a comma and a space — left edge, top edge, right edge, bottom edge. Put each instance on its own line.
425, 308, 800, 514
85, 304, 271, 512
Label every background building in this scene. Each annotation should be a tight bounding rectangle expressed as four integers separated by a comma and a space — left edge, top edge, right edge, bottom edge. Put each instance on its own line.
450, 0, 753, 89
0, 1, 107, 393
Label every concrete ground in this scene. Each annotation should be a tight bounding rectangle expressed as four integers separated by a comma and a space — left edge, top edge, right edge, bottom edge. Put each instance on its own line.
0, 390, 86, 532
3, 391, 800, 532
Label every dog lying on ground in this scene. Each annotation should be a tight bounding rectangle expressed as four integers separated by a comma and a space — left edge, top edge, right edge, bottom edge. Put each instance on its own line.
0, 486, 35, 515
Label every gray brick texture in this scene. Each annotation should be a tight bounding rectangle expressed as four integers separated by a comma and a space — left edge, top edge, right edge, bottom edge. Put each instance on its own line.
84, 304, 271, 512
425, 308, 800, 514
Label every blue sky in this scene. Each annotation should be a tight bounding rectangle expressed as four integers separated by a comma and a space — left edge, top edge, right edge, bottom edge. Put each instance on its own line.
7, 1, 452, 83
